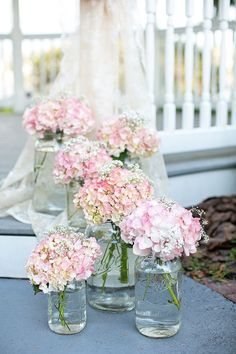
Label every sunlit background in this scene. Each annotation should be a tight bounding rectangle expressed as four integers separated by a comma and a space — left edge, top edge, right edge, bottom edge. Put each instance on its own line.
0, 0, 236, 115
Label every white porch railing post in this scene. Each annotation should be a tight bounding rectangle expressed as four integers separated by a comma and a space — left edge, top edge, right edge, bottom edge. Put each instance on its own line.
216, 0, 230, 126
163, 0, 176, 131
182, 0, 194, 129
12, 0, 25, 113
200, 0, 213, 128
145, 0, 157, 128
231, 10, 236, 125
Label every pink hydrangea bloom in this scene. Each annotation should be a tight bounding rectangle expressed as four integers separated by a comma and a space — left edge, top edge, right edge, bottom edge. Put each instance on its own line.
53, 137, 112, 184
97, 111, 160, 158
75, 161, 154, 225
120, 198, 208, 261
58, 97, 95, 136
23, 96, 95, 138
26, 226, 102, 293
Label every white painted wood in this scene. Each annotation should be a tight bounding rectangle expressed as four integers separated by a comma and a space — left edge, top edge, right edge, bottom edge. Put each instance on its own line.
216, 0, 230, 126
12, 0, 25, 112
169, 168, 236, 207
182, 0, 194, 129
231, 10, 236, 125
163, 0, 176, 131
145, 0, 157, 128
159, 126, 236, 154
211, 31, 218, 105
0, 236, 37, 278
200, 0, 214, 128
176, 35, 183, 102
39, 41, 47, 95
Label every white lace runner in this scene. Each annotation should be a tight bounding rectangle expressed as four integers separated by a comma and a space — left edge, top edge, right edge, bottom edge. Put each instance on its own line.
0, 0, 169, 239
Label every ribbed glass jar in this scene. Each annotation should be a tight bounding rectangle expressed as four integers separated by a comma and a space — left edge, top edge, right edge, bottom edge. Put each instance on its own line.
66, 180, 86, 232
135, 256, 182, 338
86, 222, 135, 312
32, 132, 65, 215
48, 281, 86, 335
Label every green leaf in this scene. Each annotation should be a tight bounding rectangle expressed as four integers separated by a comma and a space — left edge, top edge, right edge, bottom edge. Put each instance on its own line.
32, 284, 42, 295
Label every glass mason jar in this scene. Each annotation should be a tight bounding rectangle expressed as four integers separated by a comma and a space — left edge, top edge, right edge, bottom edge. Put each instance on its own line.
135, 256, 182, 338
48, 281, 86, 335
86, 222, 135, 312
66, 180, 86, 232
32, 132, 66, 215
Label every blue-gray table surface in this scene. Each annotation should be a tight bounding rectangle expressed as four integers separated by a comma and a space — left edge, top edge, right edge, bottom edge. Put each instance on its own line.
0, 277, 236, 354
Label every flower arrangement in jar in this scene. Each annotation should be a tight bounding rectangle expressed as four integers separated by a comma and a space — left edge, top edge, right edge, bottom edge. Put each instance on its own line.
74, 161, 154, 312
22, 96, 95, 215
97, 110, 160, 164
120, 198, 208, 338
26, 226, 101, 334
53, 136, 111, 229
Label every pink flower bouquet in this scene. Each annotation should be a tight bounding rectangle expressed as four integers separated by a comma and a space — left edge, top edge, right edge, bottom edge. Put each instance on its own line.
26, 226, 101, 293
53, 137, 112, 185
120, 198, 208, 261
120, 198, 208, 312
75, 161, 154, 289
97, 111, 160, 161
23, 96, 95, 139
75, 161, 154, 225
26, 226, 101, 332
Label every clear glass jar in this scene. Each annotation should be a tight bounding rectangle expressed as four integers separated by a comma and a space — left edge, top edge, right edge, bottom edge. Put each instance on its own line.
66, 180, 86, 232
135, 256, 182, 338
32, 132, 65, 215
86, 222, 135, 312
48, 281, 86, 335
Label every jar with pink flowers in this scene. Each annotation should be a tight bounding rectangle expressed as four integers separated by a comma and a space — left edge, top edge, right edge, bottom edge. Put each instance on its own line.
120, 198, 208, 338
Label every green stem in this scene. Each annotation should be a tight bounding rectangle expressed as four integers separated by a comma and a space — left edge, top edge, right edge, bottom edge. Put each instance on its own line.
119, 242, 129, 284
54, 288, 71, 331
101, 243, 115, 292
163, 273, 181, 310
34, 152, 47, 183
112, 149, 129, 164
143, 272, 151, 300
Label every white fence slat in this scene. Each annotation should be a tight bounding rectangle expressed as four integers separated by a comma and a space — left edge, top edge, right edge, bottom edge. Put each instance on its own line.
216, 0, 230, 126
12, 0, 25, 112
200, 0, 213, 128
176, 35, 183, 102
39, 41, 47, 95
145, 0, 157, 128
231, 21, 236, 125
182, 0, 194, 129
163, 0, 176, 131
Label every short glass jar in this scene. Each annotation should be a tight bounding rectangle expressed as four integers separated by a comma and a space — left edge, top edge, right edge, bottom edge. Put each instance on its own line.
86, 222, 135, 312
135, 256, 182, 338
32, 132, 65, 215
48, 281, 86, 335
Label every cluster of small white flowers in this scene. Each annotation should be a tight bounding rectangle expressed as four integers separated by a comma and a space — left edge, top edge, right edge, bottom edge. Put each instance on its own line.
120, 111, 147, 129
100, 160, 123, 179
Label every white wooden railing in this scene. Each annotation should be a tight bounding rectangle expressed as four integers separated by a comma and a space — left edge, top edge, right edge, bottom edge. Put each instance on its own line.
0, 0, 236, 155
145, 0, 236, 154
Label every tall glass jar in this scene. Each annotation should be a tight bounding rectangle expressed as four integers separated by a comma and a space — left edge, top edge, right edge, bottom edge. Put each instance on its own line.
32, 132, 65, 215
86, 222, 135, 312
66, 180, 87, 232
135, 256, 182, 338
48, 281, 86, 335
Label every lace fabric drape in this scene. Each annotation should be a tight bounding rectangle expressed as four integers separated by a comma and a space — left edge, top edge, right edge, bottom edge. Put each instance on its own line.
0, 0, 168, 239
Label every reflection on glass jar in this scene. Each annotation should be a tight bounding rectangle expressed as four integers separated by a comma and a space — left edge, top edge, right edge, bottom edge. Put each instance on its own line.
86, 222, 136, 312
48, 281, 86, 335
33, 132, 65, 215
135, 256, 182, 338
